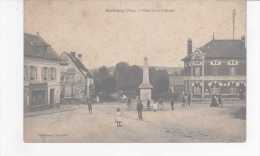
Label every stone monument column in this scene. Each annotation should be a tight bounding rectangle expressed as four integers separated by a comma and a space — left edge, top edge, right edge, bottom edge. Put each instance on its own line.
139, 57, 153, 102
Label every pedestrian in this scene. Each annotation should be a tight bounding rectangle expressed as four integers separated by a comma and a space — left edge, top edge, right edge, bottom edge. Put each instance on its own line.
159, 98, 164, 110
170, 97, 175, 111
211, 95, 218, 107
127, 98, 131, 110
96, 95, 100, 103
187, 93, 191, 107
136, 97, 143, 120
147, 99, 151, 110
182, 92, 186, 107
152, 100, 158, 112
87, 99, 93, 114
115, 107, 122, 127
218, 94, 223, 108
210, 95, 214, 107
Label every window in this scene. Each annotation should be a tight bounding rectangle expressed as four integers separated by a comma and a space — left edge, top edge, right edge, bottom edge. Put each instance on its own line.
30, 66, 37, 80
48, 68, 52, 80
227, 60, 239, 66
50, 67, 56, 80
194, 67, 201, 76
42, 67, 48, 80
230, 66, 236, 76
210, 60, 221, 66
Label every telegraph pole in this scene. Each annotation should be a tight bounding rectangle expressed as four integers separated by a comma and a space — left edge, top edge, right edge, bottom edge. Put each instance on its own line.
232, 9, 236, 40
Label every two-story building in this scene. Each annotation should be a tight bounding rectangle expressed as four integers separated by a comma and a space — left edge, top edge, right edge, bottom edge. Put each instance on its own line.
60, 52, 95, 103
24, 33, 61, 111
182, 36, 246, 99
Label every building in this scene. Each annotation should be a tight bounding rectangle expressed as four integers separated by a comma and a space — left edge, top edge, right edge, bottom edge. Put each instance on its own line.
24, 33, 61, 111
168, 67, 185, 100
182, 36, 246, 99
60, 52, 95, 103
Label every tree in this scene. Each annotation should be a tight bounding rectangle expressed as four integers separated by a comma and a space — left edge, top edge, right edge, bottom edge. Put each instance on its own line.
114, 62, 130, 91
150, 68, 170, 100
93, 66, 115, 98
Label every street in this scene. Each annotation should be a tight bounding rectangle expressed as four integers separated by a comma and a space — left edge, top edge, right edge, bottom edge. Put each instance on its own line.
24, 102, 246, 143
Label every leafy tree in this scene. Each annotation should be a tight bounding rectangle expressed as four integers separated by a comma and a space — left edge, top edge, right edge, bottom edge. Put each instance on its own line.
150, 68, 170, 100
93, 66, 115, 97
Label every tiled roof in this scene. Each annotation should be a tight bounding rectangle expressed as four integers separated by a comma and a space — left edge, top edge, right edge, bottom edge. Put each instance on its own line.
24, 33, 59, 60
199, 39, 246, 59
63, 52, 93, 78
182, 39, 246, 61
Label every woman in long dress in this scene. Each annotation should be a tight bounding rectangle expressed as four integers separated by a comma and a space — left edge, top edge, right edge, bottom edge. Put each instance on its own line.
152, 100, 158, 112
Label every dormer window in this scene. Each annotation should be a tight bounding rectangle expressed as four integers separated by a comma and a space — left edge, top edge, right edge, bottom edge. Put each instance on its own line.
210, 60, 221, 66
227, 60, 239, 66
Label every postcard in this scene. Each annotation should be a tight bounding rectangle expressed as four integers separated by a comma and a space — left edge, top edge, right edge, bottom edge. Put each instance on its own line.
24, 0, 246, 143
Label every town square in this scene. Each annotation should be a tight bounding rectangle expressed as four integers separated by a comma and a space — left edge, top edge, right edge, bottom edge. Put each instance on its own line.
24, 101, 245, 143
23, 0, 246, 143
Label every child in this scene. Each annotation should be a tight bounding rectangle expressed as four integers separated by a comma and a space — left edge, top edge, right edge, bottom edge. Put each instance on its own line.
152, 101, 158, 112
115, 108, 122, 127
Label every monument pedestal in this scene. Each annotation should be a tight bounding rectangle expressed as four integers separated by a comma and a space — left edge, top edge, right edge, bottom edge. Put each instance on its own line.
139, 84, 153, 101
138, 57, 153, 109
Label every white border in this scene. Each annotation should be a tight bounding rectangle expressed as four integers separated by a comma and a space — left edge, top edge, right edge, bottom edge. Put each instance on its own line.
0, 0, 260, 156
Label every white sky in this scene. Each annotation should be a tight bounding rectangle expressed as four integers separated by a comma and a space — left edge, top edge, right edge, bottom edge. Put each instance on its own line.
25, 0, 245, 69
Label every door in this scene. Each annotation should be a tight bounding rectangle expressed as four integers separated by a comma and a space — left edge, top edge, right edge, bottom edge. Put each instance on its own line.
50, 89, 55, 106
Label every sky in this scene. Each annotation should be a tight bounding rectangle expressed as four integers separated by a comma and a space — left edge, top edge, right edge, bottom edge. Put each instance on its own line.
24, 0, 246, 69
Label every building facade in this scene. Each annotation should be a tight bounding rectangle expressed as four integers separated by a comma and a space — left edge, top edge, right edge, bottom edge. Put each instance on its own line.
60, 52, 95, 103
182, 37, 246, 99
24, 33, 61, 111
168, 68, 185, 100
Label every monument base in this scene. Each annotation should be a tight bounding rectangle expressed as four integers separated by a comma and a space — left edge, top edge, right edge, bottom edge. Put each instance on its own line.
139, 88, 152, 102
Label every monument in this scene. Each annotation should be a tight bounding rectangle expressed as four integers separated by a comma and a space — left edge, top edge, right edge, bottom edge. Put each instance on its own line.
139, 57, 153, 102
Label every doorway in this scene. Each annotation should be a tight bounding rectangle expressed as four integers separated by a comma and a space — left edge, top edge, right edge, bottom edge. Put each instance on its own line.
50, 89, 55, 106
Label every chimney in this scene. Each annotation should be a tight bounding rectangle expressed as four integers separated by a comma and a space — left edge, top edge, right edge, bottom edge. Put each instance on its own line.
71, 51, 76, 57
77, 53, 82, 61
187, 38, 192, 55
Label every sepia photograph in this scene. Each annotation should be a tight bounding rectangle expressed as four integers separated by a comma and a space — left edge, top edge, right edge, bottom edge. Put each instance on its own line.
24, 0, 246, 143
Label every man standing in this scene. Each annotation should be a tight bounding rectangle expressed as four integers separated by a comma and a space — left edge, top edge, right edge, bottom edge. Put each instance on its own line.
159, 98, 164, 110
127, 97, 131, 110
170, 96, 175, 111
87, 98, 93, 114
187, 93, 191, 107
182, 92, 186, 107
136, 97, 143, 120
147, 99, 150, 110
218, 94, 223, 108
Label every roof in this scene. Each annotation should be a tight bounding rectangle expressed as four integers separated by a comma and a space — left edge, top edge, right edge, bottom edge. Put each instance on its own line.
62, 52, 93, 78
199, 39, 246, 59
182, 39, 246, 61
24, 33, 59, 60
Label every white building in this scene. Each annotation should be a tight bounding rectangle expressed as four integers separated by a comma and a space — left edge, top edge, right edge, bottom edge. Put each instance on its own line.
24, 33, 61, 111
60, 52, 95, 103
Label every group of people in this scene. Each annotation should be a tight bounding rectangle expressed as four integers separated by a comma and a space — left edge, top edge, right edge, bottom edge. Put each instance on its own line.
210, 94, 223, 107
115, 96, 177, 127
182, 92, 192, 107
86, 93, 225, 128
